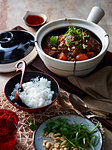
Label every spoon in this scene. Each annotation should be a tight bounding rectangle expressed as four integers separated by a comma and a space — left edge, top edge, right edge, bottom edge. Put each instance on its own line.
57, 92, 106, 119
58, 92, 112, 131
69, 94, 112, 120
15, 60, 26, 102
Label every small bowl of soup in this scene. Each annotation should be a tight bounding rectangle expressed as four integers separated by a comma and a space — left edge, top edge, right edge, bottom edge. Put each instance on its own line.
23, 11, 47, 28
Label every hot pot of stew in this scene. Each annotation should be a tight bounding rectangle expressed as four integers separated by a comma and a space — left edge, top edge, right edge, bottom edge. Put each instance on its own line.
35, 6, 109, 77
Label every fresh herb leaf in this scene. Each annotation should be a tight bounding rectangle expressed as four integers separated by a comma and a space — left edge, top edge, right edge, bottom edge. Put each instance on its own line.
50, 36, 58, 46
27, 118, 39, 131
83, 34, 90, 39
89, 122, 101, 134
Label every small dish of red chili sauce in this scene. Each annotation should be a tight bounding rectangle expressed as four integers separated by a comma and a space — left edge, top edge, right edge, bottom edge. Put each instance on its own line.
23, 11, 47, 27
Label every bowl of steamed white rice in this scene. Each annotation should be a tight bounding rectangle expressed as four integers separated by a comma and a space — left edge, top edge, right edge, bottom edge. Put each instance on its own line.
4, 72, 60, 112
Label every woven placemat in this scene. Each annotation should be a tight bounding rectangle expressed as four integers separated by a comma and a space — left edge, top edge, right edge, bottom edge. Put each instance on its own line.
0, 91, 78, 150
0, 91, 104, 150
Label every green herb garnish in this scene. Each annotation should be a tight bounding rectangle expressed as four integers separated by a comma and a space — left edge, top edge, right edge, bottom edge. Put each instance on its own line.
83, 34, 90, 39
64, 26, 83, 37
27, 118, 39, 131
44, 118, 100, 150
50, 36, 58, 46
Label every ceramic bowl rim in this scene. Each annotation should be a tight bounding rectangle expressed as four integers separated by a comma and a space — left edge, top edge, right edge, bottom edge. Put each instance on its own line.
23, 11, 47, 27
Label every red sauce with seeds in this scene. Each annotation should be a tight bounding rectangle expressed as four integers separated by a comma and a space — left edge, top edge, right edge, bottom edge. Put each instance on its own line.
25, 15, 44, 26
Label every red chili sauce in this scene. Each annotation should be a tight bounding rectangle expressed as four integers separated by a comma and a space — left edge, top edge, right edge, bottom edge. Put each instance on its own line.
25, 15, 44, 26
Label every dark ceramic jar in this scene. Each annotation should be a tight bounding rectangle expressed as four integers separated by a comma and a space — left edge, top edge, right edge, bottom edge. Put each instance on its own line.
0, 30, 35, 64
0, 30, 37, 72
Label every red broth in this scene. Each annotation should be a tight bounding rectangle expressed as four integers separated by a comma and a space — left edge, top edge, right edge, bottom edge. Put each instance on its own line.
42, 26, 102, 61
0, 118, 17, 150
25, 15, 44, 26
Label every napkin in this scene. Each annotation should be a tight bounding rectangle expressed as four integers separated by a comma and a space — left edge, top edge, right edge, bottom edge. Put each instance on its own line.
68, 66, 112, 112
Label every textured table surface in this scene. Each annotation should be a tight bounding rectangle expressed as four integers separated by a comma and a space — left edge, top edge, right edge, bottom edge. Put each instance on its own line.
0, 1, 112, 149
0, 0, 112, 91
0, 0, 112, 93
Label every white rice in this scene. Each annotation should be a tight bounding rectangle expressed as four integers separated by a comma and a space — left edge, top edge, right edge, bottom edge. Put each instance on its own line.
10, 77, 54, 108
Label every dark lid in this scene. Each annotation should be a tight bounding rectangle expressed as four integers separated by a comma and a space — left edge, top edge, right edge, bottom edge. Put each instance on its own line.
0, 30, 35, 64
